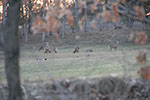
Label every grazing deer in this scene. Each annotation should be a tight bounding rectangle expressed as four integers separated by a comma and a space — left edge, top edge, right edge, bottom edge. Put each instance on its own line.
44, 47, 58, 53
73, 46, 80, 53
108, 41, 119, 51
85, 49, 93, 52
39, 46, 44, 51
39, 42, 49, 51
44, 48, 52, 53
53, 47, 58, 53
39, 42, 58, 53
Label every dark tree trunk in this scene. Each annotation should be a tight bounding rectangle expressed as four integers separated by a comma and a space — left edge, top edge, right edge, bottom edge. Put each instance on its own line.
25, 2, 29, 42
75, 0, 79, 37
42, 4, 46, 42
25, 24, 29, 42
42, 32, 45, 42
4, 0, 23, 100
62, 16, 65, 39
28, 0, 33, 34
84, 2, 87, 32
1, 1, 7, 44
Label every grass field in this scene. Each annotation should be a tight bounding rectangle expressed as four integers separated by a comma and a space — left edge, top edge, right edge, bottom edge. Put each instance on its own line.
0, 44, 150, 82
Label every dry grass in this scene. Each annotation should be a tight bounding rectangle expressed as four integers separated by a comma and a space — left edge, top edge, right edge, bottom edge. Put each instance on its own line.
1, 44, 149, 82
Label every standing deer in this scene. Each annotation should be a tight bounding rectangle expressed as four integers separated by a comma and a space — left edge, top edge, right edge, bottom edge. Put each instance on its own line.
53, 47, 58, 53
108, 41, 119, 51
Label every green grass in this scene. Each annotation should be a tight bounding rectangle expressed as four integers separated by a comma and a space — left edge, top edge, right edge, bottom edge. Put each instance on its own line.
0, 44, 149, 82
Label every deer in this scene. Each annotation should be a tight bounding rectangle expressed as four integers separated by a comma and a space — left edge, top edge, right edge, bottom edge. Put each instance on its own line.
44, 48, 52, 53
43, 47, 58, 53
39, 42, 58, 53
85, 48, 93, 52
108, 41, 119, 51
73, 46, 80, 53
53, 47, 58, 53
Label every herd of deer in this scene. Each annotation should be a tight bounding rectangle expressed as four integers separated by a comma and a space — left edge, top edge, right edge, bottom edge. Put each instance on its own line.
38, 41, 119, 54
37, 42, 150, 79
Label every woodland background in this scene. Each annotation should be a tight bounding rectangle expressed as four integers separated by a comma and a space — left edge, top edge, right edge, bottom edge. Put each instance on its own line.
0, 0, 150, 100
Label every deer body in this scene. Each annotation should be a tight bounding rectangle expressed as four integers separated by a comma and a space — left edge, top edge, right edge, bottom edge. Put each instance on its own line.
73, 46, 80, 53
108, 41, 119, 51
39, 42, 58, 53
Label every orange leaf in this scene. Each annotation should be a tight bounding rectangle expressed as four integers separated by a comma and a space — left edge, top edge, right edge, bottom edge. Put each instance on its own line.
112, 16, 118, 23
112, 3, 119, 18
141, 41, 146, 46
46, 15, 53, 31
54, 8, 59, 16
90, 4, 97, 13
121, 0, 126, 4
136, 51, 146, 63
138, 32, 147, 45
140, 32, 146, 38
31, 17, 45, 34
102, 11, 111, 22
78, 16, 86, 30
137, 66, 150, 80
66, 14, 73, 26
135, 37, 140, 45
135, 6, 145, 20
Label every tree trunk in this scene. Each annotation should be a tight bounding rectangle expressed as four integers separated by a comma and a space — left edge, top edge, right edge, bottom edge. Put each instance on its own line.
28, 0, 33, 34
84, 2, 87, 32
42, 32, 45, 42
25, 24, 29, 42
4, 0, 23, 100
62, 16, 65, 39
1, 1, 7, 44
25, 2, 29, 42
42, 4, 46, 42
75, 0, 79, 37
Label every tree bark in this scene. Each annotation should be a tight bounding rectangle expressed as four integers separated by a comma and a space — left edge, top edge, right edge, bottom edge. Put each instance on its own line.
1, 1, 7, 44
4, 0, 23, 100
75, 0, 79, 37
62, 16, 65, 39
84, 2, 87, 32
